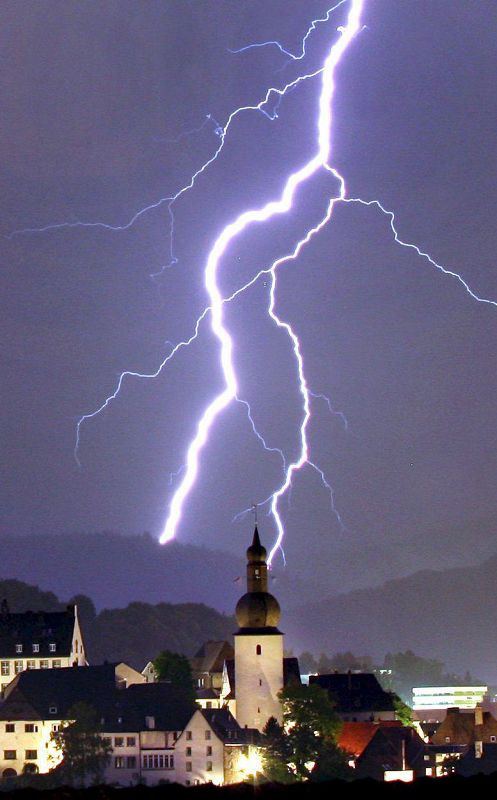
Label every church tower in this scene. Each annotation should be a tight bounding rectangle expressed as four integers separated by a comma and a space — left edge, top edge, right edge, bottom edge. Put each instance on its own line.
234, 526, 284, 730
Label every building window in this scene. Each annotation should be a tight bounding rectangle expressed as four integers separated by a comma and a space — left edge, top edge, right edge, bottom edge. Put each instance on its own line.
15, 644, 22, 654
1, 662, 10, 676
5, 724, 15, 733
126, 736, 136, 747
49, 706, 57, 714
114, 737, 124, 747
259, 679, 262, 686
206, 746, 212, 756
206, 761, 213, 772
445, 737, 450, 743
52, 724, 59, 732
26, 661, 36, 670
186, 762, 192, 772
256, 645, 262, 655
14, 661, 23, 674
40, 660, 49, 670
127, 756, 136, 769
186, 747, 192, 756
205, 730, 211, 740
25, 750, 37, 760
25, 724, 37, 733
169, 755, 174, 769
142, 754, 171, 770
52, 660, 61, 669
49, 644, 56, 653
32, 644, 39, 654
4, 751, 16, 760
186, 731, 192, 740
115, 756, 125, 769
491, 736, 497, 743
206, 702, 212, 709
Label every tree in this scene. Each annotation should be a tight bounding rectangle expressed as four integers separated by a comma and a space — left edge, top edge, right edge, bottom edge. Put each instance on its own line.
50, 702, 112, 787
153, 650, 196, 705
261, 717, 293, 783
393, 696, 414, 728
262, 683, 352, 782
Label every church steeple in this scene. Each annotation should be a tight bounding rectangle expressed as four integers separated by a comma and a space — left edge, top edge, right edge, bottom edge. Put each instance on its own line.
235, 525, 281, 630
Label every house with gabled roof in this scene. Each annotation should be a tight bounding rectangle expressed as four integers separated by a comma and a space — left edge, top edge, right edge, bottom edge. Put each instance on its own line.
0, 603, 86, 695
175, 707, 260, 786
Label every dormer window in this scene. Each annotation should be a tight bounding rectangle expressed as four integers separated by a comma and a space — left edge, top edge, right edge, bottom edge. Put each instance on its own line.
49, 706, 57, 714
32, 644, 39, 653
15, 644, 22, 654
49, 643, 56, 653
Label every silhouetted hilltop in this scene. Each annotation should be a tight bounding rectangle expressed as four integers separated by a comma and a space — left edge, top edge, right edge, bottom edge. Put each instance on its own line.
286, 555, 497, 684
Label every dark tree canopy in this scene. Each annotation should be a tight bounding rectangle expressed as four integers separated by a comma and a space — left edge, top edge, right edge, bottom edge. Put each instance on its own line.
50, 702, 112, 787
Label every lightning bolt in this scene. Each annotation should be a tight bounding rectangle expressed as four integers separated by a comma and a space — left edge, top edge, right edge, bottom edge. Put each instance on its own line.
8, 1, 497, 566
159, 0, 364, 554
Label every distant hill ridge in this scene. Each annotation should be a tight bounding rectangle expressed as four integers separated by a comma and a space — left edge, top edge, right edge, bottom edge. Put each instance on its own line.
285, 554, 497, 684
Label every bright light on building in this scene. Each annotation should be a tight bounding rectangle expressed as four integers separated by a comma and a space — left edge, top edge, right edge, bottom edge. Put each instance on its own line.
412, 686, 488, 711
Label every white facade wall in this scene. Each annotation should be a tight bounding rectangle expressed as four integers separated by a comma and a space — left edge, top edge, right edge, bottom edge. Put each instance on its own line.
234, 633, 283, 730
175, 710, 224, 786
0, 718, 62, 778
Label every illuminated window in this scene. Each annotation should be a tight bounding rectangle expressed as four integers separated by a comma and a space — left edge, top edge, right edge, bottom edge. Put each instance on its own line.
206, 761, 213, 771
1, 662, 9, 676
26, 661, 35, 670
32, 644, 39, 654
52, 660, 61, 669
14, 661, 23, 674
114, 737, 124, 747
115, 756, 125, 769
15, 644, 22, 654
49, 644, 56, 653
40, 660, 49, 669
186, 731, 192, 740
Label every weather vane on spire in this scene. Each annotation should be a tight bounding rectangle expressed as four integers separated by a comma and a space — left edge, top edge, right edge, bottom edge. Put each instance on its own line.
252, 503, 258, 525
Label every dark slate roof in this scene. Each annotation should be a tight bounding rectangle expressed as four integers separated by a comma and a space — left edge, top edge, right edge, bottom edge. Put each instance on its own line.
0, 666, 196, 733
201, 708, 260, 745
309, 673, 396, 713
355, 726, 427, 780
283, 657, 301, 686
196, 689, 219, 700
99, 682, 196, 732
0, 608, 75, 659
0, 664, 117, 721
190, 641, 234, 675
456, 743, 497, 776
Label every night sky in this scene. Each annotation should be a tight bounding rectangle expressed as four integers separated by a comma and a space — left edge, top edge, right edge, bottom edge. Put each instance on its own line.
2, 1, 497, 596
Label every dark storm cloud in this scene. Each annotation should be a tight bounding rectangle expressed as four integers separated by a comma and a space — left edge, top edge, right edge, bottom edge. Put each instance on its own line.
1, 1, 497, 595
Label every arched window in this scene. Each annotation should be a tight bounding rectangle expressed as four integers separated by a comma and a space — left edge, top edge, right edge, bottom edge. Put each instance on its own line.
2, 769, 17, 778
256, 645, 262, 655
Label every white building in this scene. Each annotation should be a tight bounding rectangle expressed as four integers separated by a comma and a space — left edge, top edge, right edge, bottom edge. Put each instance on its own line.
0, 603, 86, 695
413, 686, 488, 715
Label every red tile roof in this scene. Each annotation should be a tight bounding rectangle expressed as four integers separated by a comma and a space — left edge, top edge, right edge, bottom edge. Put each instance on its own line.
338, 721, 402, 757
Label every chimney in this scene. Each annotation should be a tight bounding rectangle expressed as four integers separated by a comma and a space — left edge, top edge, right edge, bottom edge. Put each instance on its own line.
475, 741, 483, 759
475, 704, 484, 727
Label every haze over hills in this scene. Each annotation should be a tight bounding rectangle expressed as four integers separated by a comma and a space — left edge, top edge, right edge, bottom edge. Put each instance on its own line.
3, 531, 497, 682
286, 556, 497, 685
1, 531, 311, 613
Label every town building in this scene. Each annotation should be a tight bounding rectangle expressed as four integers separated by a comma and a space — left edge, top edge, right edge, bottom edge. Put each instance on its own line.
309, 672, 398, 722
412, 685, 488, 721
0, 603, 86, 695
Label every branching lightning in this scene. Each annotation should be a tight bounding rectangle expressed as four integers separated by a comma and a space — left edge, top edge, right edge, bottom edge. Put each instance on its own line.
9, 0, 497, 565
